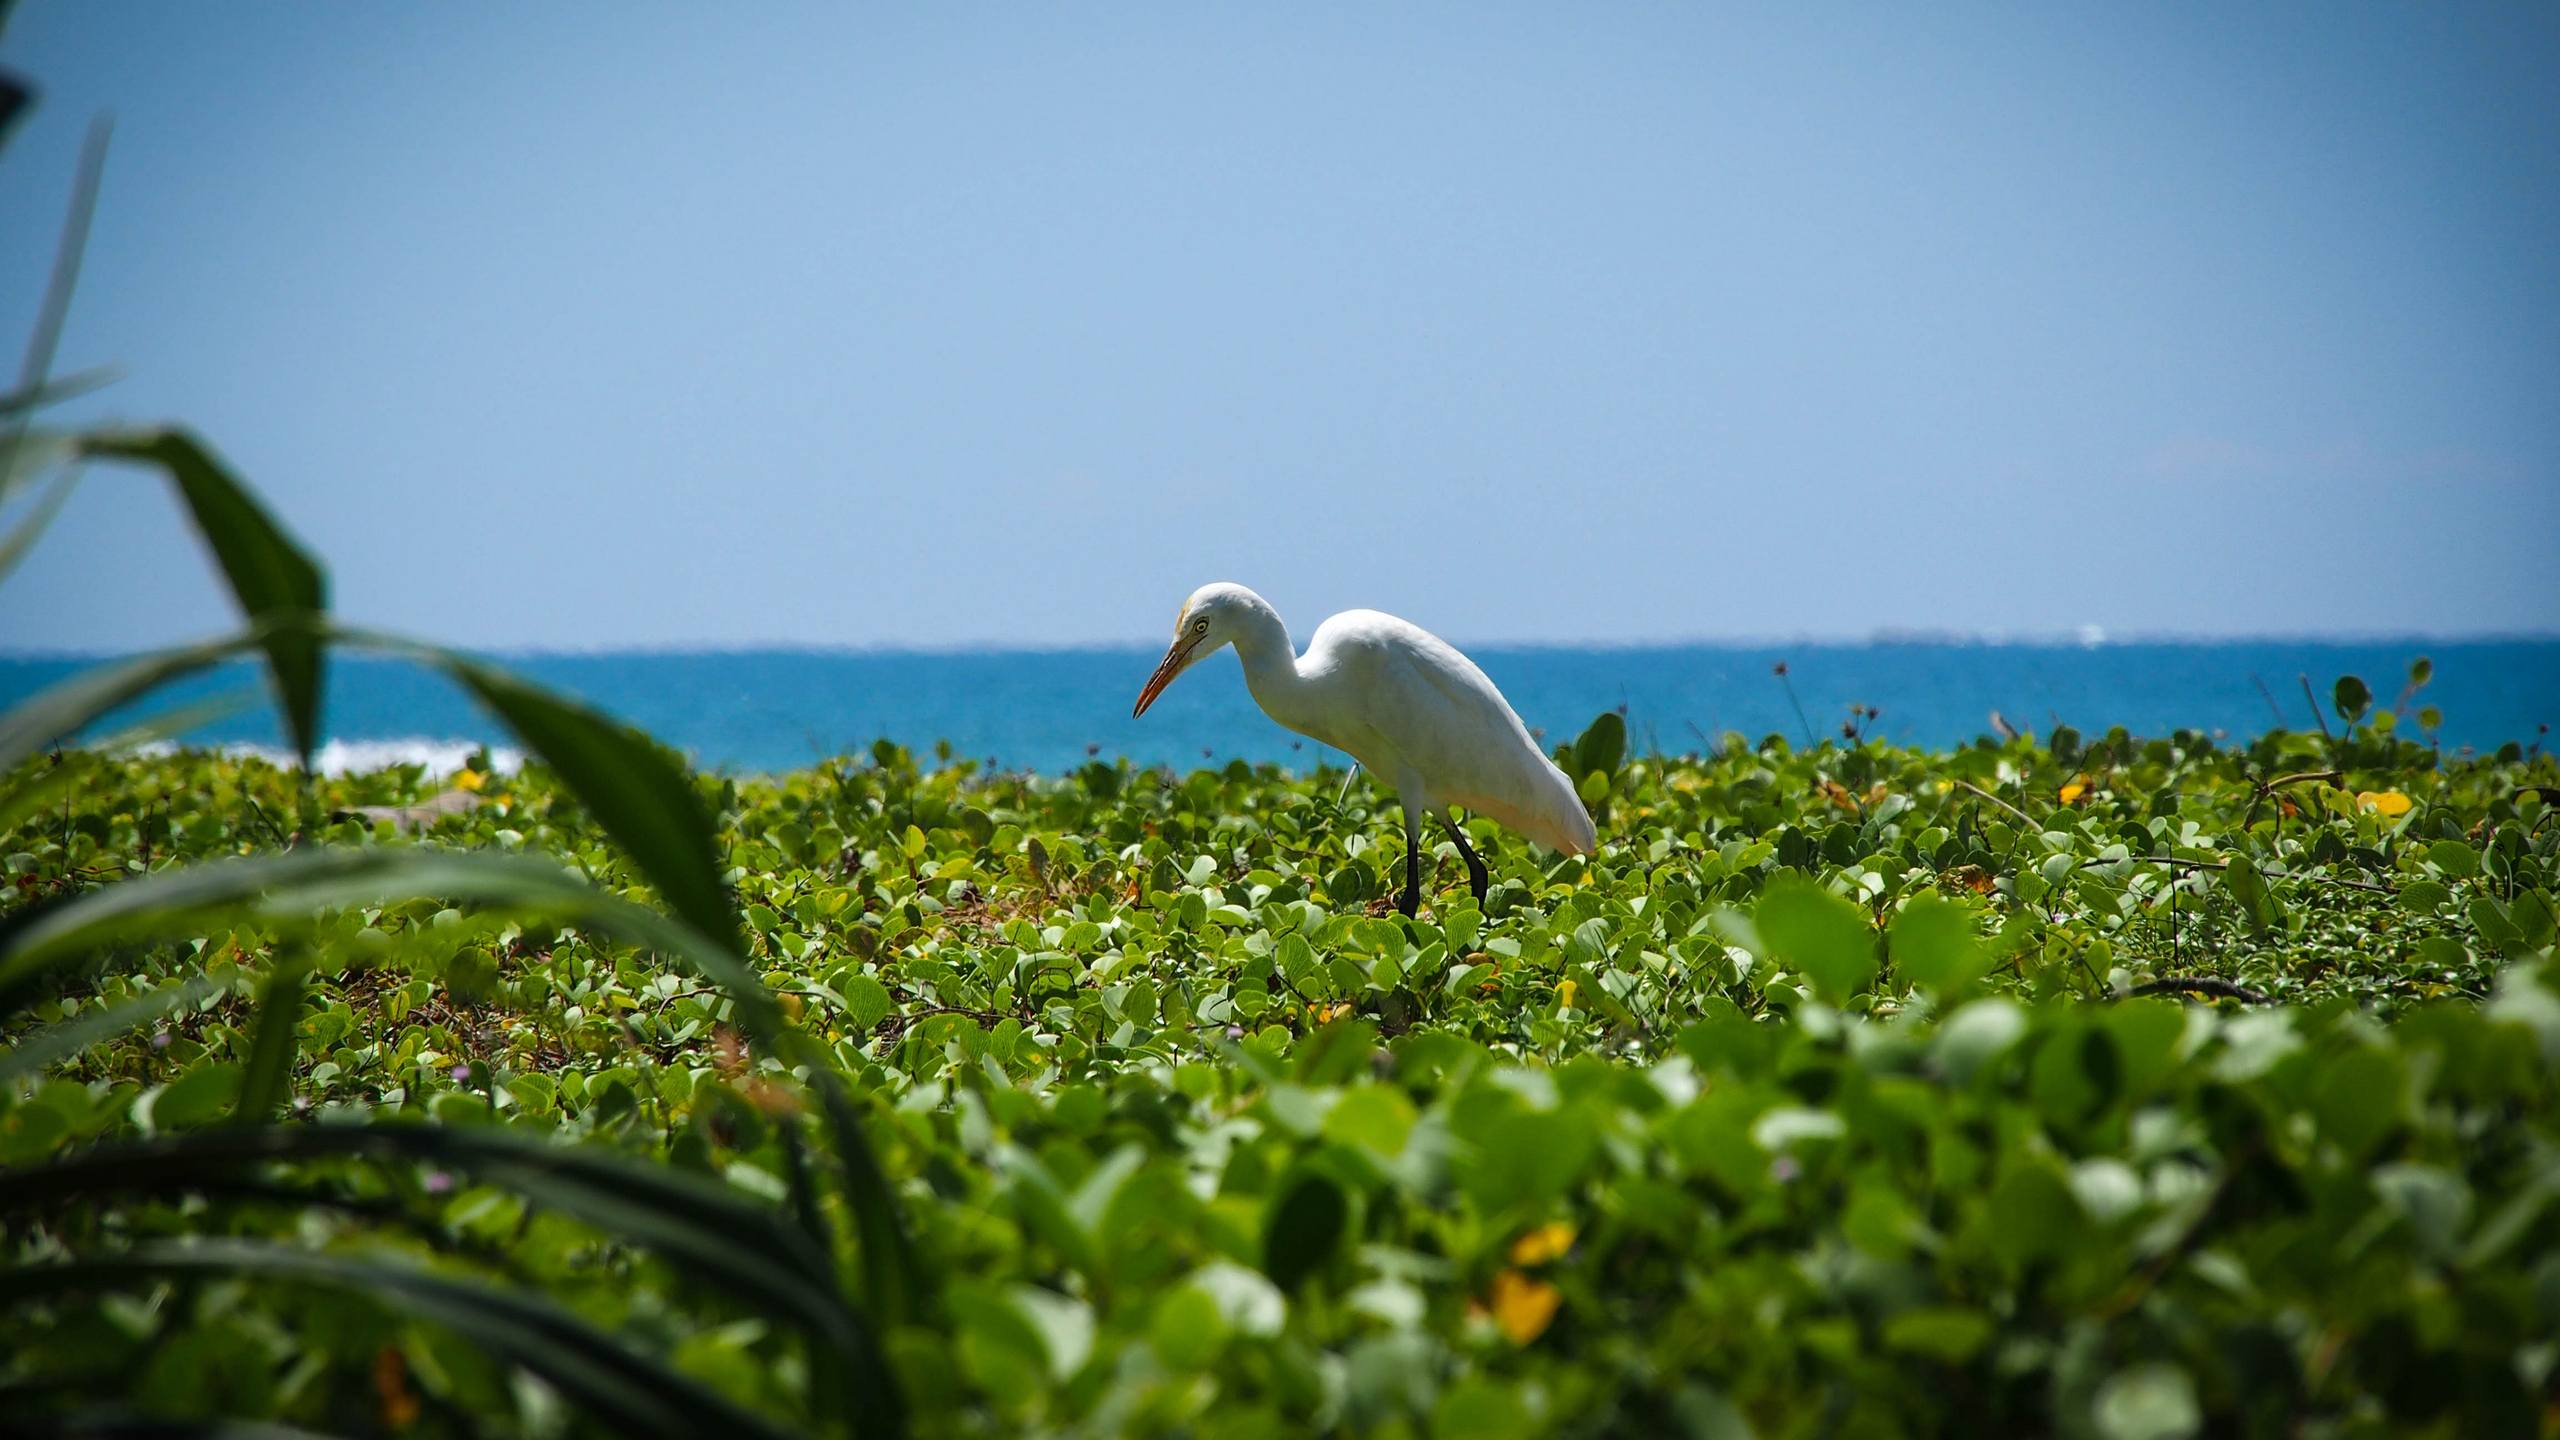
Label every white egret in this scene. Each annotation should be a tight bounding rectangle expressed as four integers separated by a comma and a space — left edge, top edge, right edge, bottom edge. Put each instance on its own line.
1132, 583, 1596, 916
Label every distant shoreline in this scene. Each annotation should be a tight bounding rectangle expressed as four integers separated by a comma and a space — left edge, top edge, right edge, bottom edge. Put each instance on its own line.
7, 631, 2559, 664
12, 639, 2553, 773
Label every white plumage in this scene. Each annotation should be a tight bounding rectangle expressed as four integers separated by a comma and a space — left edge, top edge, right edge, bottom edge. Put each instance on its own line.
1132, 582, 1595, 915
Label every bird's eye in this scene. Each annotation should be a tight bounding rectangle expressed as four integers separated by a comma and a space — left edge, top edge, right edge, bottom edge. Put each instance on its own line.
1192, 619, 1209, 635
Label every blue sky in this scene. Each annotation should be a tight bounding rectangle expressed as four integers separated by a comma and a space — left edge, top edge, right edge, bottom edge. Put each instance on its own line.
4, 2, 2554, 651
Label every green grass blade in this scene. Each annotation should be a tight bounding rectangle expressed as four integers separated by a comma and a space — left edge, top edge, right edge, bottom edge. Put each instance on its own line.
0, 1122, 903, 1434
0, 845, 929, 1329
0, 469, 83, 586
12, 1413, 355, 1439
0, 1242, 803, 1440
0, 619, 732, 958
80, 431, 327, 765
807, 1068, 927, 1328
0, 363, 120, 421
0, 848, 731, 1018
441, 656, 740, 953
0, 425, 75, 503
0, 973, 220, 1082
228, 956, 309, 1125
0, 67, 25, 149
7, 116, 106, 442
0, 628, 259, 777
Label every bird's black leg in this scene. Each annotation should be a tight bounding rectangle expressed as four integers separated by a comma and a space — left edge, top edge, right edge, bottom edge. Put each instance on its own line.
1441, 815, 1489, 902
1399, 821, 1422, 917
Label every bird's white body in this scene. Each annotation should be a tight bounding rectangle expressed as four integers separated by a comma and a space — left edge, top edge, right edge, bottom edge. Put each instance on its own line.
1135, 584, 1596, 858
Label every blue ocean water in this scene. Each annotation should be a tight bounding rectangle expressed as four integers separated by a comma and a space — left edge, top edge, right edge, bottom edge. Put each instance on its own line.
3, 640, 2554, 775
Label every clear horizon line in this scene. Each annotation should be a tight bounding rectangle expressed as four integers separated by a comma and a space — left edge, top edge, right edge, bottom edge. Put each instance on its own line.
5, 626, 2559, 663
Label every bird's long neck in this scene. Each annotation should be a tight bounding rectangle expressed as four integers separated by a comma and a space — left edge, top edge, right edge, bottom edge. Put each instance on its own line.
1227, 596, 1312, 728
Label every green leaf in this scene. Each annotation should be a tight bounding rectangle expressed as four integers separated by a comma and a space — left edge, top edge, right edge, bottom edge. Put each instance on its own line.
2222, 855, 2281, 937
1149, 1282, 1228, 1371
2510, 889, 2556, 951
1437, 1378, 1543, 1440
2470, 897, 2525, 953
845, 972, 894, 1031
1936, 999, 2028, 1083
1008, 1284, 1095, 1382
1461, 1105, 1597, 1212
1982, 1159, 2081, 1271
2398, 879, 2453, 914
83, 429, 328, 764
1889, 892, 1985, 993
1754, 873, 1876, 1004
2427, 840, 2480, 878
1262, 1170, 1350, 1290
1322, 1084, 1417, 1158
1570, 711, 1626, 781
1188, 1258, 1287, 1337
2370, 1164, 2473, 1263
2092, 1362, 2201, 1440
1881, 1306, 1993, 1362
2331, 674, 2372, 725
2311, 1045, 2404, 1160
136, 1062, 240, 1133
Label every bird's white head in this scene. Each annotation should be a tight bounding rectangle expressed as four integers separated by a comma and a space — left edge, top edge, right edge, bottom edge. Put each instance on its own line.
1132, 582, 1262, 718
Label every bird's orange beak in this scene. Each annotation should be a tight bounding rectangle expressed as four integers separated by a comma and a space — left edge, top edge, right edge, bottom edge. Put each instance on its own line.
1132, 637, 1197, 719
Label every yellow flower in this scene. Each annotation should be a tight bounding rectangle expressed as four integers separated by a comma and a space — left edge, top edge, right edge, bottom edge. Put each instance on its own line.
452, 767, 486, 792
2058, 776, 2089, 805
1488, 1270, 1562, 1344
1556, 978, 1578, 1011
2357, 790, 2413, 817
1509, 1222, 1576, 1267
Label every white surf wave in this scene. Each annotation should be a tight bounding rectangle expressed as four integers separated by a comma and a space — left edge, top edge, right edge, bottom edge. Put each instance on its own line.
122, 737, 525, 777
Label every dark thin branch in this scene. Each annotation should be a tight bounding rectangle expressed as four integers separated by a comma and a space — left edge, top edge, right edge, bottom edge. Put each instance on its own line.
2298, 674, 2333, 740
2249, 673, 2286, 726
2076, 851, 2396, 896
2120, 976, 2271, 1005
1772, 662, 1816, 749
1949, 778, 2041, 834
2243, 769, 2339, 828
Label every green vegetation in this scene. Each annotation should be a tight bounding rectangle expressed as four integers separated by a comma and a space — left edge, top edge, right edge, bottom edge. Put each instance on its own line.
8, 696, 2560, 1437
6, 31, 2559, 1438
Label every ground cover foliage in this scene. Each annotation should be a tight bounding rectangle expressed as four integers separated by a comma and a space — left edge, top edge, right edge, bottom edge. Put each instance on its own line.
7, 32, 2560, 1438
6, 694, 2559, 1438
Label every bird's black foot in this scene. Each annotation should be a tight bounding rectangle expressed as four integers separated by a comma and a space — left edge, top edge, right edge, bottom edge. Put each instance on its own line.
1400, 824, 1425, 917
1442, 815, 1490, 903
1397, 886, 1421, 918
